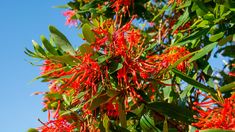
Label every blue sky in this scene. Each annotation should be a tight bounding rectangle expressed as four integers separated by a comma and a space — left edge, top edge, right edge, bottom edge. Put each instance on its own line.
0, 1, 82, 131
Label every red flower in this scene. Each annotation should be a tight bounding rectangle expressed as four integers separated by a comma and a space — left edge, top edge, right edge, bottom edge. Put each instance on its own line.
110, 0, 133, 13
106, 102, 119, 118
229, 72, 235, 77
192, 93, 235, 130
38, 117, 75, 132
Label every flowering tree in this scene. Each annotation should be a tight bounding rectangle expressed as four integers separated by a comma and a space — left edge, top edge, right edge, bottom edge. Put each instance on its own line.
26, 0, 235, 132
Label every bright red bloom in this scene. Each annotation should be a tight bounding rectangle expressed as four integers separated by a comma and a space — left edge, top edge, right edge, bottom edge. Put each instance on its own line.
106, 102, 119, 118
192, 93, 235, 130
38, 117, 75, 132
40, 60, 66, 77
228, 71, 235, 76
110, 0, 133, 13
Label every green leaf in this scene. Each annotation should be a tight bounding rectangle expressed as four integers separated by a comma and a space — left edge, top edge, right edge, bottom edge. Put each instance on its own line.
188, 125, 197, 132
220, 82, 235, 92
174, 28, 210, 46
49, 54, 80, 66
45, 93, 62, 100
203, 13, 215, 21
148, 101, 195, 123
163, 117, 168, 132
172, 69, 217, 99
49, 25, 76, 55
140, 114, 161, 132
89, 94, 111, 110
27, 128, 39, 132
25, 48, 37, 57
131, 104, 145, 116
218, 35, 233, 46
32, 40, 46, 57
109, 62, 123, 74
189, 42, 217, 63
180, 85, 193, 99
77, 91, 85, 99
194, 2, 209, 16
209, 32, 224, 42
177, 0, 191, 9
62, 94, 71, 106
79, 43, 93, 55
168, 52, 194, 69
163, 80, 173, 103
40, 35, 58, 55
82, 23, 95, 43
98, 55, 111, 64
197, 20, 210, 28
152, 5, 169, 21
172, 8, 190, 33
53, 4, 70, 8
103, 114, 110, 132
118, 97, 127, 128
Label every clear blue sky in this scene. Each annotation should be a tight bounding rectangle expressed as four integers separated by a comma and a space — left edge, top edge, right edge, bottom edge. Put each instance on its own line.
0, 1, 82, 131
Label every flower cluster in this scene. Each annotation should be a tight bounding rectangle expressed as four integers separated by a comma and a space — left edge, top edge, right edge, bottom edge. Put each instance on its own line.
36, 16, 190, 130
192, 92, 235, 130
38, 116, 75, 132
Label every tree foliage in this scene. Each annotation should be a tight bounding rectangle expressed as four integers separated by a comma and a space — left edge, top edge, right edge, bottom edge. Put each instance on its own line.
26, 0, 235, 131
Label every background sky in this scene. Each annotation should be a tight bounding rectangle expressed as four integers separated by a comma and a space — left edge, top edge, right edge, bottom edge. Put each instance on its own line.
0, 1, 82, 131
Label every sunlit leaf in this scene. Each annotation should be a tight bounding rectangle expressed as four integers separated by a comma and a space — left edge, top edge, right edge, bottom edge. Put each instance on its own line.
82, 23, 95, 43
49, 25, 76, 55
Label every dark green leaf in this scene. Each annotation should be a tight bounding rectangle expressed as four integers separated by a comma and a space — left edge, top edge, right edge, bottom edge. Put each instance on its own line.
25, 48, 37, 57
140, 114, 161, 132
194, 2, 209, 16
79, 43, 93, 55
175, 28, 210, 46
172, 8, 190, 33
218, 35, 233, 46
40, 35, 58, 55
131, 104, 145, 116
172, 69, 217, 99
148, 101, 195, 123
109, 62, 123, 74
118, 97, 127, 128
89, 94, 111, 110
